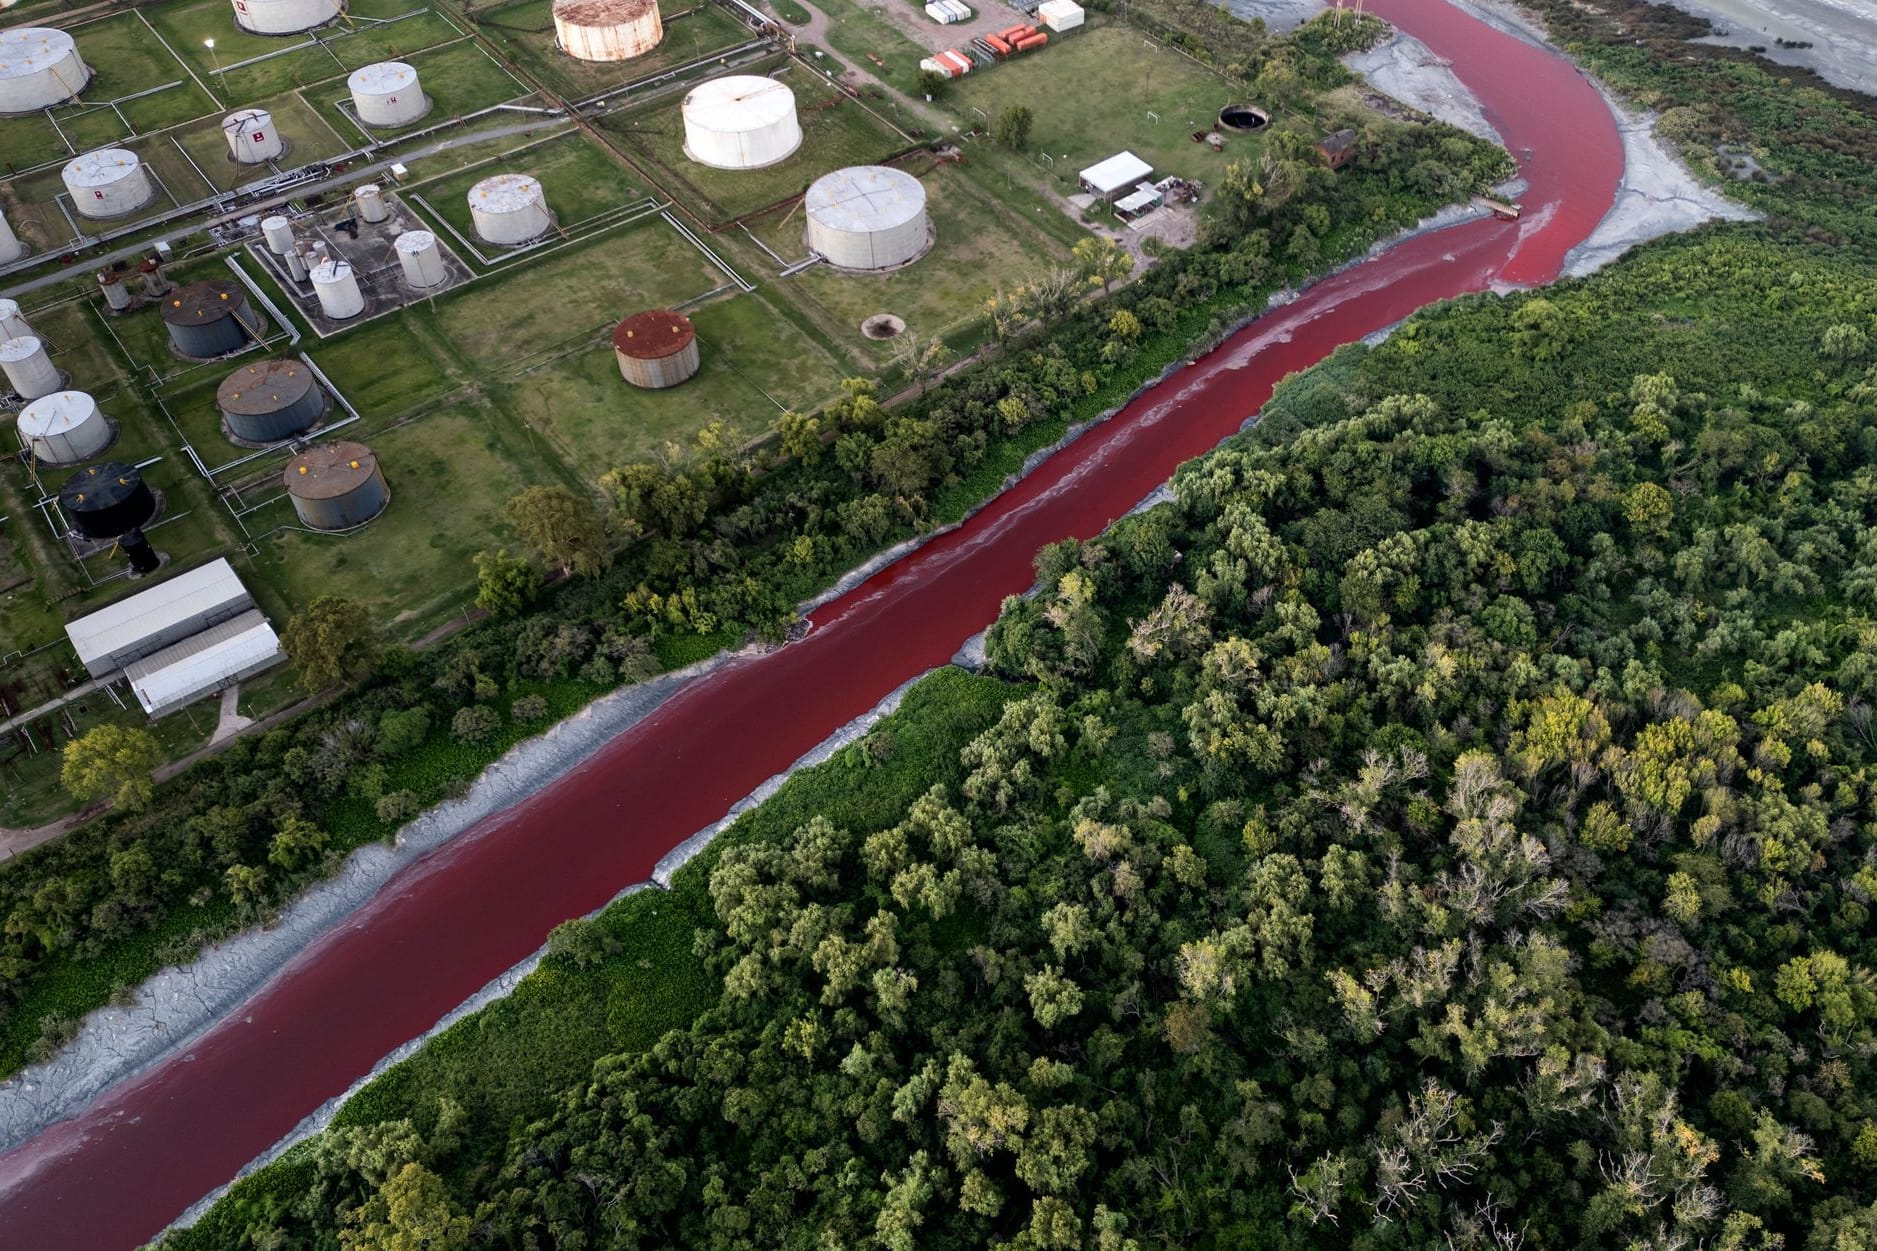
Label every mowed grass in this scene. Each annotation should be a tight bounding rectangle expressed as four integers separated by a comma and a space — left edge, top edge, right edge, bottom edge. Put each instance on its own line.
501, 287, 847, 475
314, 39, 529, 141
150, 0, 464, 102
602, 63, 912, 222
472, 0, 754, 102
412, 130, 649, 242
940, 23, 1240, 188
171, 88, 353, 177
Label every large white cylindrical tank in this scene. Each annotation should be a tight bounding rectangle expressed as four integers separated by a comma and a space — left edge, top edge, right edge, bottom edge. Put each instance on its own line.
261, 214, 295, 254
468, 174, 550, 245
553, 0, 662, 62
0, 28, 89, 114
0, 206, 22, 262
310, 258, 364, 319
0, 298, 31, 340
804, 165, 931, 271
0, 335, 60, 400
20, 390, 113, 465
348, 61, 425, 128
354, 183, 389, 223
395, 230, 447, 288
231, 0, 343, 35
222, 108, 283, 163
682, 75, 801, 171
63, 149, 152, 220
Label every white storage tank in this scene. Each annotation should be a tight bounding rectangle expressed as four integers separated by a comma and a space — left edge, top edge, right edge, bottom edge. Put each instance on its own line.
222, 108, 283, 164
804, 165, 931, 271
0, 28, 89, 114
468, 173, 550, 245
310, 257, 364, 319
0, 297, 32, 340
231, 0, 344, 35
395, 230, 447, 288
1, 335, 60, 400
682, 75, 801, 171
348, 61, 425, 128
354, 183, 389, 223
0, 206, 23, 263
63, 148, 153, 220
553, 0, 662, 61
19, 390, 114, 466
261, 214, 295, 255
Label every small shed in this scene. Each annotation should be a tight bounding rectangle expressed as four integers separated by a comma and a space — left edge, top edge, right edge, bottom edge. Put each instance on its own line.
1317, 128, 1357, 170
1080, 151, 1153, 199
1038, 0, 1083, 31
1113, 181, 1164, 219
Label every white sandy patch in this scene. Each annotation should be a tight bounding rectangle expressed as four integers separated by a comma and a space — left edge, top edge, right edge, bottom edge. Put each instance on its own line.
1655, 0, 1877, 97
1345, 31, 1502, 143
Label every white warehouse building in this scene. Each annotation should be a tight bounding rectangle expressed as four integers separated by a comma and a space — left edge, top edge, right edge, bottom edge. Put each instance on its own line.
804, 165, 931, 271
682, 75, 801, 170
125, 610, 283, 718
65, 557, 256, 678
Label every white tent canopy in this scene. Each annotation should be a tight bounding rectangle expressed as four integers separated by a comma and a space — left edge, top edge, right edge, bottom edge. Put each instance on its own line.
125, 610, 283, 717
1079, 151, 1154, 197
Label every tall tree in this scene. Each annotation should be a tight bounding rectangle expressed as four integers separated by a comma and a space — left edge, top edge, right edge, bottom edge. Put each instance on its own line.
61, 724, 161, 811
504, 485, 609, 579
281, 595, 380, 692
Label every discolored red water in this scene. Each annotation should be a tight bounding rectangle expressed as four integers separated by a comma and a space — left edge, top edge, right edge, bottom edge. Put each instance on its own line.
0, 4, 1620, 1246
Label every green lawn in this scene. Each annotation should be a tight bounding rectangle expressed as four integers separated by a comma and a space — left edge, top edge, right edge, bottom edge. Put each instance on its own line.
149, 0, 464, 103
171, 87, 354, 178
472, 0, 755, 102
411, 130, 650, 244
313, 39, 529, 141
602, 61, 913, 222
802, 0, 933, 96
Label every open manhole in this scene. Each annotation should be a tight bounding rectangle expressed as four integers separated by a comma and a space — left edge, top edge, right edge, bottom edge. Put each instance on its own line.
1218, 104, 1270, 131
861, 313, 906, 340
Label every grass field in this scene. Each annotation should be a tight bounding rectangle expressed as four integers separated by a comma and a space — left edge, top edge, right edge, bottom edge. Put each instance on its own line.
602, 61, 914, 222
802, 0, 933, 96
472, 0, 755, 102
311, 38, 529, 141
411, 129, 651, 244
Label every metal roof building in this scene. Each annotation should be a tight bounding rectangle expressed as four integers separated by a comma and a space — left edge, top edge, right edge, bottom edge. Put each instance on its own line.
1079, 151, 1153, 198
125, 609, 283, 718
65, 557, 254, 678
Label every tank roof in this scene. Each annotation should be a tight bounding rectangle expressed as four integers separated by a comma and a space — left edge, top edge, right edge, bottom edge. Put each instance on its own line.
63, 148, 140, 188
612, 310, 696, 360
285, 442, 378, 500
683, 75, 795, 133
222, 107, 271, 130
805, 165, 927, 233
20, 391, 98, 436
0, 28, 77, 79
310, 258, 353, 283
59, 461, 141, 510
394, 229, 437, 254
553, 0, 658, 24
160, 280, 245, 325
468, 174, 543, 213
348, 61, 417, 94
0, 334, 43, 362
217, 360, 315, 415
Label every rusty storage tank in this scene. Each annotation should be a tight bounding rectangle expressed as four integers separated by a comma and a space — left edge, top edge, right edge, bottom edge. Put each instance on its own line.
59, 461, 155, 539
553, 0, 662, 61
1, 334, 61, 400
284, 441, 387, 530
217, 358, 326, 443
161, 280, 257, 358
20, 390, 114, 465
613, 310, 698, 389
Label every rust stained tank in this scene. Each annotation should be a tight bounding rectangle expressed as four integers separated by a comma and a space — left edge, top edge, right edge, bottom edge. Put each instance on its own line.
284, 440, 388, 530
612, 310, 699, 389
217, 359, 327, 444
161, 280, 258, 358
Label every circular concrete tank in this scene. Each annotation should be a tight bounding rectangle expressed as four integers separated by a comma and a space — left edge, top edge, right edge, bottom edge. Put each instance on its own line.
0, 298, 34, 341
232, 0, 344, 35
395, 229, 447, 288
354, 183, 389, 223
468, 174, 551, 245
310, 257, 364, 320
553, 0, 662, 61
223, 108, 283, 163
682, 75, 800, 171
804, 165, 930, 271
348, 61, 425, 128
0, 207, 23, 263
19, 390, 113, 465
612, 310, 699, 389
97, 269, 133, 310
63, 148, 154, 220
0, 334, 61, 400
59, 461, 155, 539
285, 441, 388, 530
217, 358, 326, 443
0, 28, 90, 114
160, 280, 256, 358
261, 214, 295, 254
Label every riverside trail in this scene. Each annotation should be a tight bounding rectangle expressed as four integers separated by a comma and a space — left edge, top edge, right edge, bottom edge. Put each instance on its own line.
0, 1, 1623, 1244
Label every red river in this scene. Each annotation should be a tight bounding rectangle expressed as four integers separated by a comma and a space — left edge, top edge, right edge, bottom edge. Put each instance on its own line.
0, 2, 1622, 1245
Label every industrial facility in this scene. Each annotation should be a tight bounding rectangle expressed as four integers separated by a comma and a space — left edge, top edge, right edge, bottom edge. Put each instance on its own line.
18, 390, 114, 466
0, 206, 24, 263
1, 334, 61, 400
553, 0, 663, 62
58, 461, 157, 541
222, 108, 285, 164
63, 149, 155, 220
230, 0, 344, 35
395, 230, 447, 288
348, 61, 426, 128
468, 174, 552, 245
216, 359, 328, 445
284, 440, 388, 530
613, 310, 699, 389
310, 256, 365, 319
804, 165, 932, 271
0, 298, 32, 340
682, 75, 802, 171
0, 27, 89, 114
159, 280, 264, 358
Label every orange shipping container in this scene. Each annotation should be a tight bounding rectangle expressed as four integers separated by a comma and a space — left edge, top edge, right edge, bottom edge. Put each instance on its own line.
998, 24, 1032, 40
985, 33, 1012, 54
1015, 31, 1048, 48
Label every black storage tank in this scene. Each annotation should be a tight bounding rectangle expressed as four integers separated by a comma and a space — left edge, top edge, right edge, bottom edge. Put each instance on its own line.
160, 280, 259, 359
60, 462, 156, 539
121, 528, 161, 574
